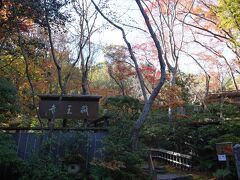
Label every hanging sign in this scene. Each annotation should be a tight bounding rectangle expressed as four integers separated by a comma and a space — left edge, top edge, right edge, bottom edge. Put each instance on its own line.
38, 95, 101, 121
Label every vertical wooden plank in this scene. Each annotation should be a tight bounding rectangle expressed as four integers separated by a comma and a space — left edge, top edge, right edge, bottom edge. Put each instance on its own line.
94, 132, 97, 158
56, 131, 61, 158
85, 131, 90, 169
24, 133, 29, 160
33, 135, 37, 153
17, 130, 22, 154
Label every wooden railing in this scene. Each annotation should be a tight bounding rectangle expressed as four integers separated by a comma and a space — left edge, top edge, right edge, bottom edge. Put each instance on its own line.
148, 153, 157, 180
149, 148, 192, 170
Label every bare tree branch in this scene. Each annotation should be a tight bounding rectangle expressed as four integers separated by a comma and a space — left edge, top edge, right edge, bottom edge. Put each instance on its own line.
91, 0, 148, 102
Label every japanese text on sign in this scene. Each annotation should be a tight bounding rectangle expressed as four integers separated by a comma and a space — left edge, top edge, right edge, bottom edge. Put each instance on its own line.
80, 105, 89, 116
67, 105, 72, 115
49, 104, 56, 115
39, 96, 101, 120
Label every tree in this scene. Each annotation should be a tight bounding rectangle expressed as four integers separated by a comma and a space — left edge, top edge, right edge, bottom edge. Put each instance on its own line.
0, 0, 71, 127
215, 0, 240, 72
0, 0, 57, 127
181, 50, 211, 107
91, 0, 167, 149
181, 0, 240, 93
216, 0, 240, 39
104, 45, 135, 96
71, 0, 104, 95
133, 0, 194, 124
89, 62, 120, 99
0, 78, 19, 125
43, 0, 72, 95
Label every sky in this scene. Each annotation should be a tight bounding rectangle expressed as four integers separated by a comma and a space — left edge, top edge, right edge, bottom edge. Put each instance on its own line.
87, 0, 204, 74
69, 0, 237, 75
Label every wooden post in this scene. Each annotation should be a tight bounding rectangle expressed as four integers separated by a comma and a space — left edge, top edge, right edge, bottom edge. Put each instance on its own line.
233, 144, 240, 179
62, 118, 67, 127
148, 153, 157, 180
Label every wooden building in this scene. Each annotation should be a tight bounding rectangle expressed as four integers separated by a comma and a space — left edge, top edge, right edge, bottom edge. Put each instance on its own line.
206, 91, 240, 106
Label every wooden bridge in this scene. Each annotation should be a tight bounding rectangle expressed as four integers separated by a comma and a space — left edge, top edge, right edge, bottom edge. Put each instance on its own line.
147, 148, 193, 180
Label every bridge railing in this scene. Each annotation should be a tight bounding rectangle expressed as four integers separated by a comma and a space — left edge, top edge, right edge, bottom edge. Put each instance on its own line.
149, 148, 192, 170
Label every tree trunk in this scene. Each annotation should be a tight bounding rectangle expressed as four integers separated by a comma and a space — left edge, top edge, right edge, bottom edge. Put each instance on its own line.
168, 69, 177, 126
132, 72, 166, 150
203, 74, 210, 111
82, 70, 89, 95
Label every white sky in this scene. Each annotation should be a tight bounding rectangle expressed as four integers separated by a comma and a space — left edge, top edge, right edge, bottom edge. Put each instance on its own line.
70, 0, 237, 75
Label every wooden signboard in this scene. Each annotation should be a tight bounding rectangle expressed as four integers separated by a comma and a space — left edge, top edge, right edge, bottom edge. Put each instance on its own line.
217, 154, 227, 161
216, 142, 233, 155
38, 95, 102, 121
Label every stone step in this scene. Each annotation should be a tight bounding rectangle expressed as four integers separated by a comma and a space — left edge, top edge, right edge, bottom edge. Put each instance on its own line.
142, 166, 166, 173
155, 166, 166, 173
157, 173, 193, 180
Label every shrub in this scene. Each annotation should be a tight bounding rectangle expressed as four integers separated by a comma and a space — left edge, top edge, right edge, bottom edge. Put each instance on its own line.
21, 132, 90, 180
0, 78, 19, 124
141, 104, 240, 179
213, 168, 232, 180
103, 95, 142, 119
90, 117, 147, 179
0, 132, 24, 179
91, 96, 147, 179
20, 154, 70, 180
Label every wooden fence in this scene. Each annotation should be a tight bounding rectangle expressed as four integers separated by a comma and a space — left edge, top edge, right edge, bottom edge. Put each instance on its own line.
149, 148, 192, 170
1, 127, 108, 161
0, 127, 108, 180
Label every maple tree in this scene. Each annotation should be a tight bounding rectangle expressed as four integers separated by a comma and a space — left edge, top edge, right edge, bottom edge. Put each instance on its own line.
0, 0, 71, 127
142, 0, 194, 81
89, 0, 240, 149
140, 64, 160, 90
182, 0, 240, 94
133, 42, 161, 91
216, 0, 240, 40
91, 0, 167, 149
104, 45, 135, 96
133, 0, 195, 124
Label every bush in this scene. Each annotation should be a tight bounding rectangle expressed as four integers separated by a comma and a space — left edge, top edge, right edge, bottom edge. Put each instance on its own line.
20, 154, 70, 180
213, 168, 232, 180
206, 103, 240, 119
141, 102, 240, 179
0, 78, 19, 124
90, 96, 147, 179
104, 95, 142, 119
0, 132, 25, 179
21, 132, 91, 180
90, 117, 147, 179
